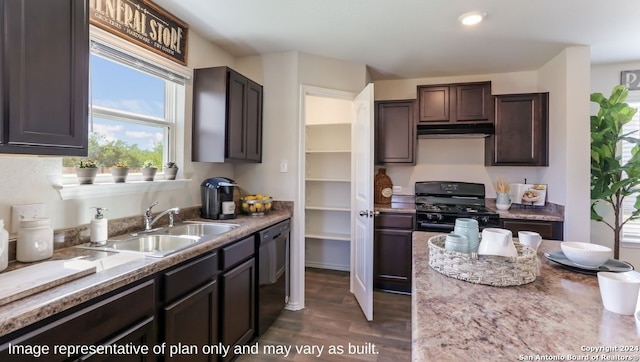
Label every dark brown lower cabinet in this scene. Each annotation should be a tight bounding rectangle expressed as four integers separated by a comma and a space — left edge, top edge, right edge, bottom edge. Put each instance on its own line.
374, 212, 414, 294
221, 258, 256, 362
501, 219, 563, 240
164, 281, 218, 362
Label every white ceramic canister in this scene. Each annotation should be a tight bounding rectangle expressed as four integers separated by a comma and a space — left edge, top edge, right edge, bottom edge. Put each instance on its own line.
454, 218, 479, 252
17, 218, 53, 262
0, 219, 8, 271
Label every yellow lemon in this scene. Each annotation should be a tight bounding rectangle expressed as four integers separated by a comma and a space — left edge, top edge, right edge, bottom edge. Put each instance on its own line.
255, 203, 263, 211
265, 202, 272, 210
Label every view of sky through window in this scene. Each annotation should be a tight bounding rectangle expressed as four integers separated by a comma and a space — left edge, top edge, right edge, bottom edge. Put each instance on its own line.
90, 54, 165, 151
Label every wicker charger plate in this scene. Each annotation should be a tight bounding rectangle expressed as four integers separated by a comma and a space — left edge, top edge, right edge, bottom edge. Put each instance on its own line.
428, 234, 537, 287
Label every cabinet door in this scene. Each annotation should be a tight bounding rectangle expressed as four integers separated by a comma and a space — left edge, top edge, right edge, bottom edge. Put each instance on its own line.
227, 70, 248, 160
417, 86, 449, 123
2, 0, 88, 156
164, 280, 218, 362
374, 228, 412, 294
245, 80, 263, 162
486, 93, 549, 166
455, 82, 492, 122
375, 100, 416, 164
501, 219, 563, 240
80, 317, 156, 362
221, 258, 255, 361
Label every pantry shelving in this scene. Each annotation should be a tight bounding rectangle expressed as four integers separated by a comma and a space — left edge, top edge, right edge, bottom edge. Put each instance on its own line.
304, 95, 353, 271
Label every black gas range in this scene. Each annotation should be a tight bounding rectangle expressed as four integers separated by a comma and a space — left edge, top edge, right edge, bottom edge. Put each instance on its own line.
414, 181, 500, 232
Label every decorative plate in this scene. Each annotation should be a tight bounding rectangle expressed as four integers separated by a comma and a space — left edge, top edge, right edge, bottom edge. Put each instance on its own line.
544, 251, 634, 275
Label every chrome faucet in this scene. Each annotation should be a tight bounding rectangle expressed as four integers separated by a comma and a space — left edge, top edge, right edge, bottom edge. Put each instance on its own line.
144, 201, 180, 230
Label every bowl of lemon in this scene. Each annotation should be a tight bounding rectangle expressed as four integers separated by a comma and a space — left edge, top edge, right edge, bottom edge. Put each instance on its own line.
240, 194, 273, 216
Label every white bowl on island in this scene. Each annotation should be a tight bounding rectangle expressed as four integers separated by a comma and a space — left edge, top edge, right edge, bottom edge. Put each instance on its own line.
561, 241, 613, 268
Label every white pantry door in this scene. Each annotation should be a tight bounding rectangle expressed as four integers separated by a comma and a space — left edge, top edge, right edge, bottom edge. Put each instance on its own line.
351, 83, 374, 321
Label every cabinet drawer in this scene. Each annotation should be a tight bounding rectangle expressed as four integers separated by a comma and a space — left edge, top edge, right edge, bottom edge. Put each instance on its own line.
163, 252, 218, 303
221, 236, 255, 270
501, 219, 563, 240
376, 213, 415, 230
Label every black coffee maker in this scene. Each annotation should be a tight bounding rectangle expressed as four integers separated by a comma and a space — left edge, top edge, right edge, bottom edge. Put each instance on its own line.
201, 177, 237, 220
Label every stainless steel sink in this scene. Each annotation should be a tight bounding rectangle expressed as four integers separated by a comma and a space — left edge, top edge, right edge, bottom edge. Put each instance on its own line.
163, 222, 239, 237
109, 235, 200, 256
75, 221, 239, 258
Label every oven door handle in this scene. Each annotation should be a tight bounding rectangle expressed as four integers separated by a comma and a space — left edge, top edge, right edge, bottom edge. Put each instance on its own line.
416, 222, 454, 231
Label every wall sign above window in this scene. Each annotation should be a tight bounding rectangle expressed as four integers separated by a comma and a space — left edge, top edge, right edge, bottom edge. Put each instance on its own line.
621, 70, 640, 90
89, 0, 188, 65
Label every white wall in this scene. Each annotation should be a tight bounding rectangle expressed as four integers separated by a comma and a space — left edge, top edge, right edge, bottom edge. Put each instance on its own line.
0, 29, 236, 233
538, 46, 591, 242
591, 61, 640, 267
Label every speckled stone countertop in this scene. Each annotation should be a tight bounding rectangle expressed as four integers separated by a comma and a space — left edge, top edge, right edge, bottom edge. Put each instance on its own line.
0, 209, 292, 338
486, 199, 564, 222
375, 194, 416, 214
412, 231, 639, 361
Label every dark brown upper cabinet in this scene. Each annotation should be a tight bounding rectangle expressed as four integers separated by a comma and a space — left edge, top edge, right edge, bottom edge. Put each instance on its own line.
0, 0, 89, 156
417, 81, 492, 124
193, 66, 263, 163
485, 93, 549, 166
375, 100, 416, 165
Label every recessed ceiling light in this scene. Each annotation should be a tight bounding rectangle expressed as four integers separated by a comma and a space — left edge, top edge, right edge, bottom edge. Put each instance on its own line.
459, 11, 487, 26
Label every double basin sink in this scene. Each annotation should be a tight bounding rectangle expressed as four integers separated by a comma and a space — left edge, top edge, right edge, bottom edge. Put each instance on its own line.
77, 222, 239, 258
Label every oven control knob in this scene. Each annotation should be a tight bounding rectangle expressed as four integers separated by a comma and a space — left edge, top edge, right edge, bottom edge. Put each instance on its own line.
435, 214, 443, 221
480, 216, 489, 223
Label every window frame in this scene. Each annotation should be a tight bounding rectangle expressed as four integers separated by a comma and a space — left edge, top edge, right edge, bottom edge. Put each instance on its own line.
62, 27, 189, 186
619, 91, 640, 248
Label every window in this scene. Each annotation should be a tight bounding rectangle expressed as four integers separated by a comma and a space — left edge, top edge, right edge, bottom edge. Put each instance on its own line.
63, 40, 186, 181
620, 91, 640, 244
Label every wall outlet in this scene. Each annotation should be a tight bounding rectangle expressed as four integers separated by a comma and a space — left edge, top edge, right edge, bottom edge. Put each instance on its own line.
393, 185, 402, 194
280, 159, 288, 173
11, 203, 46, 233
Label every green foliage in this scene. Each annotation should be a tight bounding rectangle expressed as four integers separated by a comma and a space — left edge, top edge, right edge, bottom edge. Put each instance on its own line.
142, 160, 155, 168
77, 159, 97, 168
591, 85, 640, 258
63, 133, 163, 172
164, 161, 178, 169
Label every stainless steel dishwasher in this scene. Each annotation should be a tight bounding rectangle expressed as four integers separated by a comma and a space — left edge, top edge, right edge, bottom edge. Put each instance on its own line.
256, 219, 290, 336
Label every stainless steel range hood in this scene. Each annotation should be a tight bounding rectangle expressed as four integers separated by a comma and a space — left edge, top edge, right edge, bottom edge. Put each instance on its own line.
417, 123, 495, 138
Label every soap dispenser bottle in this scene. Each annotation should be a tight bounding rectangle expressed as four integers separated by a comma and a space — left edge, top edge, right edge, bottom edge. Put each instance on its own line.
90, 207, 108, 246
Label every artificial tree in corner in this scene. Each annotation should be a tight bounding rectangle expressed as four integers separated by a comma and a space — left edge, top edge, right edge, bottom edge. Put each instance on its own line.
591, 85, 640, 259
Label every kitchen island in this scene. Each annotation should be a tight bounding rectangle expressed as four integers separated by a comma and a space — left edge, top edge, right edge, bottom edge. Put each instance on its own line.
412, 231, 640, 361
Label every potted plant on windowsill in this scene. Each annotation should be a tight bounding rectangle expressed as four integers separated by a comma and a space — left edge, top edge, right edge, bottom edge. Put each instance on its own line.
141, 160, 157, 181
110, 162, 129, 183
164, 162, 179, 180
75, 159, 98, 185
591, 85, 640, 259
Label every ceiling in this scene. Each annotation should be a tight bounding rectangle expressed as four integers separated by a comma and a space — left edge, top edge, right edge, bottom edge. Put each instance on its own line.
153, 0, 640, 80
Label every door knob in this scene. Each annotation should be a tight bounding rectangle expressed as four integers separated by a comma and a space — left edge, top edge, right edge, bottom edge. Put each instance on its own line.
359, 210, 368, 217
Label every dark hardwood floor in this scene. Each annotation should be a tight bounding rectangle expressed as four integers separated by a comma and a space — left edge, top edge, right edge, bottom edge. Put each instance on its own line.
237, 268, 411, 361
